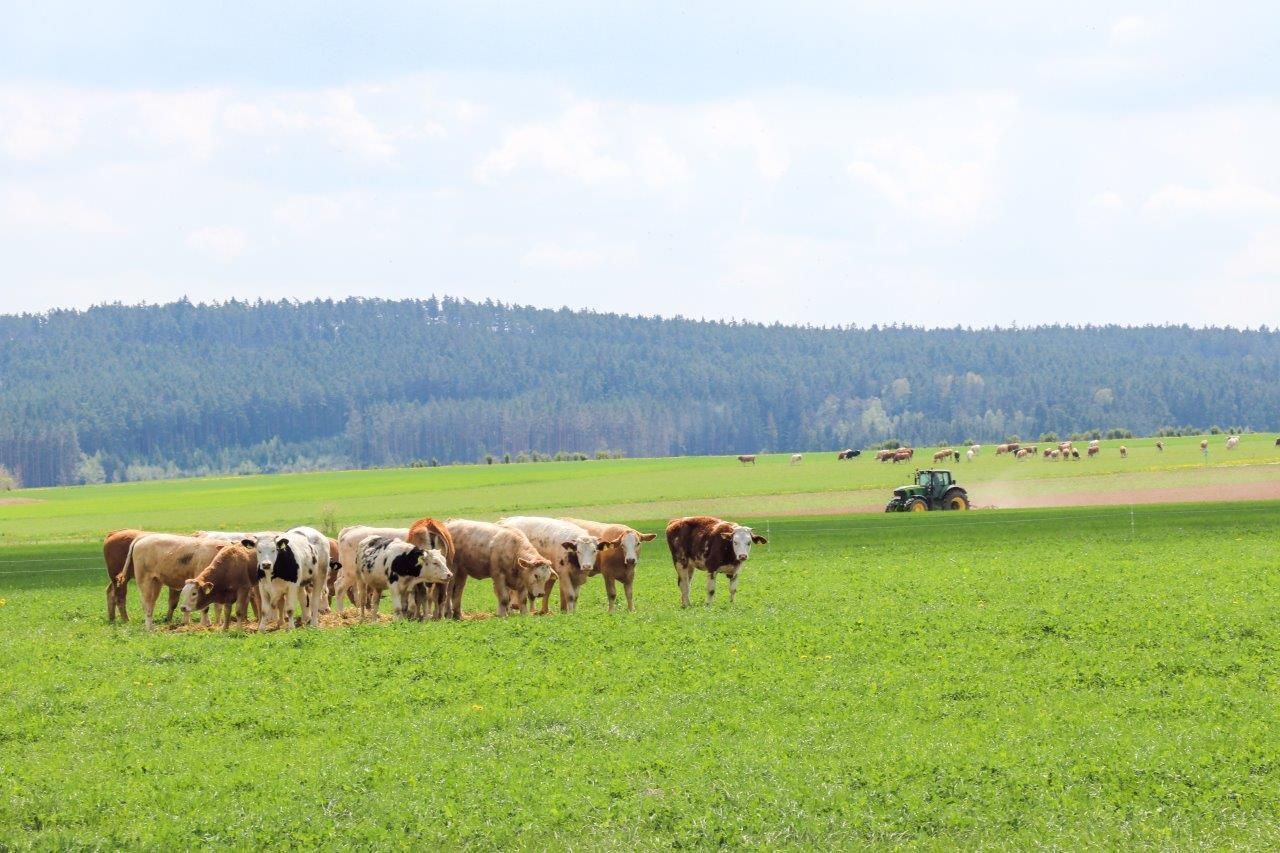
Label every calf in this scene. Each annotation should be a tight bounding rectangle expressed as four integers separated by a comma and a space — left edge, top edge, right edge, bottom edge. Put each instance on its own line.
355, 536, 451, 621
443, 519, 554, 618
116, 534, 233, 630
334, 525, 410, 613
500, 517, 617, 614
737, 454, 757, 465
561, 517, 656, 612
666, 516, 767, 607
178, 544, 261, 630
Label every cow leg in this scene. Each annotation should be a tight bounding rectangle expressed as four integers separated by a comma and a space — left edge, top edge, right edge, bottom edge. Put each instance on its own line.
539, 575, 556, 615
333, 571, 353, 614
604, 575, 618, 613
624, 577, 635, 612
676, 564, 692, 608
728, 571, 740, 604
557, 577, 571, 613
390, 585, 405, 620
705, 570, 717, 605
162, 587, 181, 623
106, 581, 117, 622
257, 582, 272, 631
493, 574, 510, 617
308, 581, 322, 627
116, 581, 129, 622
142, 578, 162, 630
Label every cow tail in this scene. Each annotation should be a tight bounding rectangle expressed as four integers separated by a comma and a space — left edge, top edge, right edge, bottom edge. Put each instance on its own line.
115, 538, 137, 588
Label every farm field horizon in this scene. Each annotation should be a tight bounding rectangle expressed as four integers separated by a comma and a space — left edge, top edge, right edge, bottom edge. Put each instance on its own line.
1, 433, 1278, 547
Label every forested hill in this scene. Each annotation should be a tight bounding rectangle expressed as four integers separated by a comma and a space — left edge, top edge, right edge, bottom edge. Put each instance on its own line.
1, 297, 1276, 487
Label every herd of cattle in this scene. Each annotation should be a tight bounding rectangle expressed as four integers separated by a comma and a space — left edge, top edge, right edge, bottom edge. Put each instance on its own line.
825, 434, 1251, 465
104, 515, 768, 631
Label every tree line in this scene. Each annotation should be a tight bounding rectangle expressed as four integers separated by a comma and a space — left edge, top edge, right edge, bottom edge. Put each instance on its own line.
0, 296, 1276, 486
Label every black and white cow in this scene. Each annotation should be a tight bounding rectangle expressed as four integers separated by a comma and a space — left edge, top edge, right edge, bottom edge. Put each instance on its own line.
241, 527, 326, 630
356, 536, 452, 620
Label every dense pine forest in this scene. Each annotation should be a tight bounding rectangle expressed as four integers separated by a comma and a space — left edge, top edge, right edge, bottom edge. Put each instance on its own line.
0, 297, 1275, 487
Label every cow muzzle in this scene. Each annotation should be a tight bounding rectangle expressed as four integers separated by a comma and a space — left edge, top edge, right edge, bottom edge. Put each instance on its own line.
624, 558, 636, 568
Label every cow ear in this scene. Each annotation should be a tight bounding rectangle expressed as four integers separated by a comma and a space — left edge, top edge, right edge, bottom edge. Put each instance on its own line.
240, 538, 255, 548
751, 534, 768, 545
330, 560, 342, 571
639, 532, 657, 541
719, 530, 734, 540
560, 540, 576, 551
275, 537, 289, 550
517, 558, 533, 571
201, 581, 214, 593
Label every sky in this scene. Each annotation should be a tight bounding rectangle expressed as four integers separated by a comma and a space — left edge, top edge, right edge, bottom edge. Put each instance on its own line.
2, 1, 1278, 328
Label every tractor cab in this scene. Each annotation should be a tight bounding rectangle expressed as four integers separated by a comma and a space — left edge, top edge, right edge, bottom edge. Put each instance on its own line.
918, 469, 952, 491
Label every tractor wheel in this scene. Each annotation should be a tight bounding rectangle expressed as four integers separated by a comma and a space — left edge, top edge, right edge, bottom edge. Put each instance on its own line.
942, 489, 969, 511
906, 497, 929, 512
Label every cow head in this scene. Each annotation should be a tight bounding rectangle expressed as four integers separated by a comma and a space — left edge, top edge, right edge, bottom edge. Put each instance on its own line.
178, 577, 215, 617
560, 534, 612, 573
518, 557, 554, 596
720, 525, 766, 562
419, 548, 452, 584
244, 536, 289, 578
617, 530, 657, 569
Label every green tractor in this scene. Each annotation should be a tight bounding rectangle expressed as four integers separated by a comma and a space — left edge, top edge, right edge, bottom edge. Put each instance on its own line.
885, 469, 970, 512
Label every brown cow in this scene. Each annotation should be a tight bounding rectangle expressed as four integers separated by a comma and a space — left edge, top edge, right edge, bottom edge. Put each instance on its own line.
666, 516, 767, 607
1119, 445, 1128, 458
407, 517, 455, 619
995, 444, 1010, 455
178, 544, 262, 630
561, 518, 657, 612
737, 454, 757, 465
1155, 441, 1164, 452
103, 528, 166, 623
875, 449, 896, 462
443, 519, 554, 618
1200, 439, 1209, 450
117, 534, 234, 630
892, 447, 914, 463
1087, 446, 1099, 458
1042, 448, 1053, 458
1015, 448, 1030, 459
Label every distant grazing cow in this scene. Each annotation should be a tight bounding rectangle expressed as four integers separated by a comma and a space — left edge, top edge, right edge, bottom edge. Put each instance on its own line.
666, 516, 767, 607
1155, 441, 1164, 452
737, 454, 757, 465
995, 444, 1009, 455
178, 544, 261, 630
875, 449, 896, 462
1071, 449, 1080, 460
117, 534, 233, 630
933, 448, 954, 463
969, 444, 981, 456
1226, 435, 1240, 450
1049, 449, 1060, 459
892, 448, 914, 463
1016, 448, 1030, 459
837, 449, 860, 460
1087, 446, 1099, 458
103, 528, 152, 623
1119, 446, 1128, 458
1088, 439, 1100, 449
790, 453, 803, 465
1200, 439, 1209, 450
501, 516, 617, 614
1275, 437, 1280, 447
355, 536, 451, 621
966, 449, 974, 462
561, 517, 657, 612
443, 519, 554, 618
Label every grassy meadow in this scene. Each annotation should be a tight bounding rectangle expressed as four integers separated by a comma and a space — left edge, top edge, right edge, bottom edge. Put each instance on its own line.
1, 436, 1280, 847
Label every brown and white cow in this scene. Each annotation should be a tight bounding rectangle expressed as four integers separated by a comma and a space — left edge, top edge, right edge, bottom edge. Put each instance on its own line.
1087, 446, 1099, 458
443, 519, 554, 618
737, 454, 757, 465
561, 517, 656, 612
666, 516, 767, 608
103, 528, 155, 623
1200, 439, 1209, 450
117, 534, 235, 630
178, 544, 262, 630
500, 516, 617, 614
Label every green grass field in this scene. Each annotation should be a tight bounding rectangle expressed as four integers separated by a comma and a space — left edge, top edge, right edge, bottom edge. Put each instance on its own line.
2, 437, 1279, 847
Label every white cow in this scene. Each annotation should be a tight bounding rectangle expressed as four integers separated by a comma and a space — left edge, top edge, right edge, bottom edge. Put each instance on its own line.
966, 448, 975, 462
969, 444, 981, 456
334, 525, 409, 613
242, 529, 326, 630
789, 453, 802, 465
499, 516, 617, 614
354, 536, 451, 620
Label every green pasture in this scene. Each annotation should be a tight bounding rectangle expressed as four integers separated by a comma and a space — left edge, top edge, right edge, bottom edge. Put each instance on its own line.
2, 441, 1280, 847
1, 432, 1277, 546
1, 503, 1279, 848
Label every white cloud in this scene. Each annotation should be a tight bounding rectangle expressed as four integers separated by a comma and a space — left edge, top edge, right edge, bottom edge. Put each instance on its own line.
476, 102, 629, 185
0, 189, 121, 234
1110, 15, 1161, 44
1144, 183, 1280, 219
523, 240, 637, 271
1089, 191, 1126, 213
0, 89, 84, 160
185, 226, 247, 260
1226, 226, 1280, 280
272, 194, 345, 234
